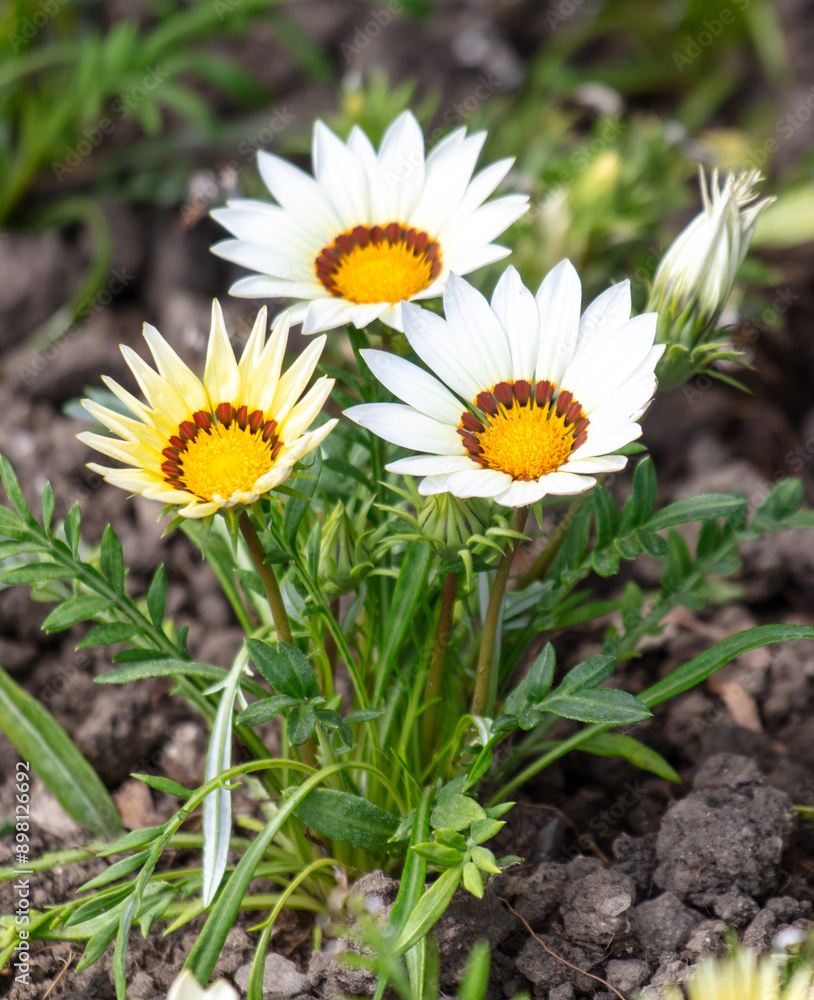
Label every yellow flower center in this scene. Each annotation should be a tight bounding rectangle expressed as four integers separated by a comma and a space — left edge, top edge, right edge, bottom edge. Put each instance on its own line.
458, 380, 589, 481
161, 404, 281, 503
315, 223, 442, 304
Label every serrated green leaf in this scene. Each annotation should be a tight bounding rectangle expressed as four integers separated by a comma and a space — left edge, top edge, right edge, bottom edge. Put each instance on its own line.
293, 788, 399, 851
0, 667, 122, 838
42, 595, 111, 632
146, 565, 167, 625
245, 639, 319, 700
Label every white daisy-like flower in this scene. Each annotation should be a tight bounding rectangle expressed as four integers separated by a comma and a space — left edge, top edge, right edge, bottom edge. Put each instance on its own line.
78, 301, 337, 518
166, 970, 237, 1000
210, 111, 529, 334
345, 264, 663, 508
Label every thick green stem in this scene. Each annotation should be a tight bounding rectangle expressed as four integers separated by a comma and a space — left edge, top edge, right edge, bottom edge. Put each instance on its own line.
420, 572, 459, 752
471, 507, 528, 718
239, 511, 293, 645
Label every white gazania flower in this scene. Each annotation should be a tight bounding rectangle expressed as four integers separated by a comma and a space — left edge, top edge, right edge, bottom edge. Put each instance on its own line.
345, 264, 663, 508
78, 301, 337, 518
210, 111, 529, 334
649, 166, 774, 331
166, 970, 238, 1000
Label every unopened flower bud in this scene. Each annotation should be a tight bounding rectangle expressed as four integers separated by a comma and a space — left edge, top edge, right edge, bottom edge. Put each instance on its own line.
417, 493, 491, 560
648, 167, 774, 392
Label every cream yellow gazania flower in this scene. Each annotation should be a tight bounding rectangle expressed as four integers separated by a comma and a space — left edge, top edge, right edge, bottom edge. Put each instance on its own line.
346, 264, 662, 508
210, 111, 528, 333
78, 302, 337, 518
166, 970, 237, 1000
665, 946, 814, 1000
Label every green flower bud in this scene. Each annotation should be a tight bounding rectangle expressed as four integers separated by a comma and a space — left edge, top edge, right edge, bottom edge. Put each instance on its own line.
318, 500, 372, 597
417, 493, 491, 560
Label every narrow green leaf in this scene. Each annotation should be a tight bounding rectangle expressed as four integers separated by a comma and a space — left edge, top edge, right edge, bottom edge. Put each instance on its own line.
146, 565, 167, 625
1, 564, 68, 585
411, 842, 464, 866
458, 940, 491, 1000
77, 622, 138, 649
642, 625, 814, 708
79, 851, 150, 892
541, 688, 651, 725
580, 733, 680, 782
76, 913, 119, 971
64, 503, 82, 556
389, 787, 432, 931
554, 655, 615, 696
374, 542, 431, 702
0, 456, 35, 524
462, 862, 484, 898
96, 825, 165, 857
631, 456, 657, 525
282, 450, 322, 548
646, 494, 745, 531
185, 765, 345, 983
592, 485, 617, 548
131, 774, 192, 798
396, 866, 463, 954
41, 483, 55, 534
42, 595, 111, 632
100, 525, 125, 595
0, 667, 122, 838
96, 660, 266, 700
0, 508, 27, 540
293, 788, 399, 851
245, 639, 319, 700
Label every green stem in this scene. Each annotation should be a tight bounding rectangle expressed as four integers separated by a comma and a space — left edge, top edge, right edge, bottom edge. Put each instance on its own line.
239, 511, 293, 645
470, 507, 528, 718
420, 572, 459, 753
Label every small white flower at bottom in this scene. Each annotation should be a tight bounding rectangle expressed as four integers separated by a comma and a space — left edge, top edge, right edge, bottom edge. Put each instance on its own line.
345, 264, 663, 508
166, 970, 237, 1000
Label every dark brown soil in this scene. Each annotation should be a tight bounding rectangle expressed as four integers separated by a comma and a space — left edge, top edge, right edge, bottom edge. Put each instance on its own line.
3, 1, 814, 997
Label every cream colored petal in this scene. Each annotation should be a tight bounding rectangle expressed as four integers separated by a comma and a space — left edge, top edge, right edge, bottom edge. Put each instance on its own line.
87, 464, 160, 493
247, 310, 290, 412
178, 500, 218, 519
204, 300, 240, 407
266, 335, 326, 420
143, 485, 199, 504
279, 377, 334, 443
78, 430, 159, 469
81, 399, 165, 450
142, 323, 208, 413
121, 346, 191, 425
237, 306, 268, 398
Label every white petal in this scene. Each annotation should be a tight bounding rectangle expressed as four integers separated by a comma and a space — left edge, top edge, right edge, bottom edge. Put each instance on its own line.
443, 274, 512, 392
345, 403, 464, 455
442, 468, 513, 498
303, 297, 354, 334
411, 132, 486, 234
142, 324, 208, 413
256, 150, 341, 241
229, 274, 326, 300
386, 454, 476, 476
490, 266, 539, 380
534, 260, 582, 385
401, 301, 483, 402
211, 238, 306, 281
312, 119, 369, 228
561, 455, 628, 474
576, 280, 631, 350
360, 349, 464, 424
536, 471, 595, 495
211, 205, 319, 257
442, 241, 512, 277
444, 194, 529, 248
493, 479, 547, 507
348, 302, 389, 329
375, 110, 426, 220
